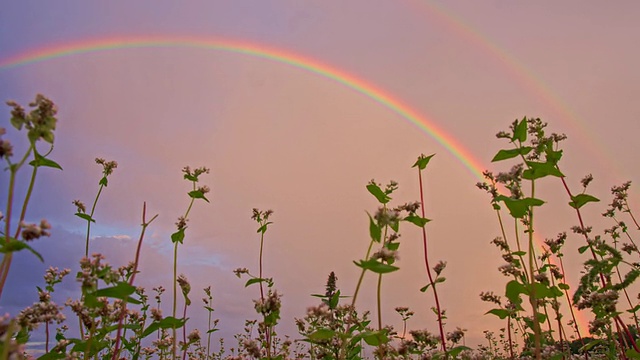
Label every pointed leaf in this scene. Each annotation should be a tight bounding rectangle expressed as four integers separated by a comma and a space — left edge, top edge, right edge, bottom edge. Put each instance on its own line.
29, 152, 62, 170
486, 308, 510, 319
354, 259, 399, 274
404, 214, 431, 228
495, 196, 545, 218
523, 161, 564, 180
75, 213, 96, 223
366, 183, 390, 204
141, 317, 187, 338
95, 282, 141, 304
386, 242, 399, 251
449, 346, 472, 358
171, 228, 185, 244
188, 190, 210, 203
512, 117, 528, 142
361, 331, 388, 346
569, 194, 600, 209
245, 278, 266, 287
0, 237, 44, 262
368, 213, 381, 242
308, 328, 335, 341
412, 154, 435, 170
491, 147, 533, 162
505, 280, 527, 305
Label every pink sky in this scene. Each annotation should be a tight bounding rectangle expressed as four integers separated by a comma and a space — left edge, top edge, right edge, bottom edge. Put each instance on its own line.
2, 0, 640, 350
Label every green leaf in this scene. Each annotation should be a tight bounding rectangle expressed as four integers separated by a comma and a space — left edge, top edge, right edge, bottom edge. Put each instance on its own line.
578, 245, 589, 254
256, 222, 272, 234
75, 213, 96, 223
511, 251, 526, 256
491, 147, 532, 162
523, 161, 564, 180
569, 194, 600, 209
354, 259, 399, 274
420, 284, 430, 292
183, 174, 198, 182
532, 282, 562, 299
308, 328, 335, 341
449, 346, 472, 358
0, 237, 44, 262
37, 352, 66, 360
329, 290, 340, 309
244, 278, 266, 287
368, 213, 381, 242
29, 152, 62, 170
558, 283, 570, 290
366, 183, 390, 204
10, 116, 23, 130
206, 328, 219, 334
188, 190, 210, 203
505, 280, 527, 305
495, 196, 545, 218
99, 176, 108, 186
15, 327, 29, 344
545, 149, 563, 165
512, 117, 528, 142
141, 317, 187, 338
628, 304, 640, 313
404, 213, 431, 228
94, 282, 141, 304
361, 331, 388, 346
626, 349, 640, 360
412, 154, 435, 170
171, 228, 185, 244
386, 242, 400, 251
486, 308, 510, 319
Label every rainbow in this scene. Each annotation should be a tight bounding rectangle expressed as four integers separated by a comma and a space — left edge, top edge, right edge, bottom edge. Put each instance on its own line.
0, 35, 590, 335
0, 35, 488, 181
403, 3, 596, 335
409, 1, 616, 176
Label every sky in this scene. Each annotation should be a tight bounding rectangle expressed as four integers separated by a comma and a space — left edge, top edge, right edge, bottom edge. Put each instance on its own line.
1, 0, 640, 352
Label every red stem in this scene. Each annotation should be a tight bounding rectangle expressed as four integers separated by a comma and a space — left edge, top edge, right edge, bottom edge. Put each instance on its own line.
560, 176, 639, 353
418, 168, 447, 353
111, 203, 155, 360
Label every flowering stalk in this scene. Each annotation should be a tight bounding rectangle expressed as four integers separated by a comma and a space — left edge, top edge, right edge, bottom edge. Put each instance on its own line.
414, 154, 447, 353
0, 96, 59, 301
251, 208, 274, 358
78, 158, 118, 257
111, 202, 158, 360
170, 166, 210, 360
560, 174, 640, 353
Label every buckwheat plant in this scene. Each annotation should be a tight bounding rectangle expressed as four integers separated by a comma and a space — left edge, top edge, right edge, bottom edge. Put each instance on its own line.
202, 285, 220, 358
0, 95, 60, 300
412, 154, 451, 354
73, 157, 118, 258
480, 117, 570, 360
170, 165, 210, 359
297, 271, 375, 360
234, 208, 288, 359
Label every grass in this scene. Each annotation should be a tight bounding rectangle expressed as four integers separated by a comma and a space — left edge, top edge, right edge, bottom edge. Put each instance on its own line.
2, 96, 640, 359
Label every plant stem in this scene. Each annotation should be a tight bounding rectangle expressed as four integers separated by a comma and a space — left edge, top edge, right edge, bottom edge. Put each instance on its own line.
111, 203, 157, 360
0, 144, 36, 300
418, 167, 447, 353
85, 183, 104, 257
351, 238, 375, 307
559, 175, 640, 353
527, 179, 542, 360
173, 189, 196, 360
